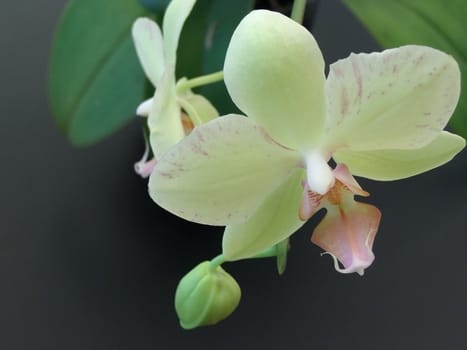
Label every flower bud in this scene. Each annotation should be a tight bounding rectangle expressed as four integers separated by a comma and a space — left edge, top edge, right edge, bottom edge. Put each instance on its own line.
175, 261, 241, 329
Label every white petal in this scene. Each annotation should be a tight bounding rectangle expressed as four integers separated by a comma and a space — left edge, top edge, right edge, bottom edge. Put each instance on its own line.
324, 46, 461, 152
149, 115, 302, 225
222, 170, 306, 261
224, 10, 326, 151
162, 0, 197, 65
333, 131, 466, 181
148, 66, 185, 159
136, 97, 153, 116
132, 18, 165, 87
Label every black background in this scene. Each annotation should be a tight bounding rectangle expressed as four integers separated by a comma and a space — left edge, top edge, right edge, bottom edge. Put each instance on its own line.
1, 0, 467, 349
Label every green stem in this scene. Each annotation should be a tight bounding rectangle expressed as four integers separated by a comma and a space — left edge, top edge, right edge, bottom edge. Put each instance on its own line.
291, 0, 307, 23
209, 254, 225, 272
177, 71, 224, 92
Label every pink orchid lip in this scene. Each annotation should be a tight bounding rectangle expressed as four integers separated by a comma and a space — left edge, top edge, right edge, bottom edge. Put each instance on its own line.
312, 203, 381, 276
321, 251, 374, 276
299, 163, 381, 275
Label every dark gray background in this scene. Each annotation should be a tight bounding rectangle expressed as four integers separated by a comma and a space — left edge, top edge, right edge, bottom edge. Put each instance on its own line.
1, 0, 467, 349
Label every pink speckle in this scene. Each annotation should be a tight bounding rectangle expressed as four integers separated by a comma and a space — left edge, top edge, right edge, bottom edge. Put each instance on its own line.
341, 87, 349, 116
158, 171, 173, 179
190, 142, 209, 156
351, 57, 363, 102
413, 54, 425, 66
196, 131, 205, 142
333, 66, 344, 78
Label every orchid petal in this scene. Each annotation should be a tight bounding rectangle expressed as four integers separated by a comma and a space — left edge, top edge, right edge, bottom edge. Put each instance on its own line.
136, 97, 153, 117
132, 18, 165, 87
148, 66, 185, 159
333, 131, 465, 181
222, 169, 305, 261
178, 92, 218, 126
224, 10, 326, 151
332, 163, 369, 197
162, 0, 196, 65
149, 115, 302, 225
299, 183, 323, 221
311, 202, 381, 276
324, 46, 460, 152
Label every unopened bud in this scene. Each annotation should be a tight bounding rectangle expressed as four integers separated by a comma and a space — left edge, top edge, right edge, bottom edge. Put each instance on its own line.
175, 261, 241, 329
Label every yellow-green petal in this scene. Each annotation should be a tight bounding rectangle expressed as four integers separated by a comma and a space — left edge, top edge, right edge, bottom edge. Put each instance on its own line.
222, 169, 305, 261
224, 10, 326, 151
324, 46, 460, 152
149, 115, 302, 225
132, 18, 165, 87
162, 0, 196, 65
333, 131, 465, 181
148, 66, 185, 159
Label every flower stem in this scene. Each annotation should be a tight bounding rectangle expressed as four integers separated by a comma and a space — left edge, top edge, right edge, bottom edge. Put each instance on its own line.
291, 0, 307, 23
209, 254, 225, 272
177, 71, 224, 92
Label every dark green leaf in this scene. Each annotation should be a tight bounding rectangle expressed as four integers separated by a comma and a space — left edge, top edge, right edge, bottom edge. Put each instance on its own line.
200, 0, 254, 114
139, 0, 170, 12
48, 0, 149, 146
343, 0, 467, 137
176, 0, 254, 115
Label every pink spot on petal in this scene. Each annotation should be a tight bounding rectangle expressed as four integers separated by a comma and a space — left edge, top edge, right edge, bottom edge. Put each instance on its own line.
340, 87, 349, 116
351, 57, 363, 102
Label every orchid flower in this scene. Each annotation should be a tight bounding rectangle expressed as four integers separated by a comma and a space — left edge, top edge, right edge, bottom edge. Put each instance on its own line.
132, 0, 218, 177
148, 10, 465, 275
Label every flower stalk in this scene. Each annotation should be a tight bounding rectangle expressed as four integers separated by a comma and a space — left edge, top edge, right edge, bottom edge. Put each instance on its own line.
291, 0, 307, 23
177, 71, 224, 93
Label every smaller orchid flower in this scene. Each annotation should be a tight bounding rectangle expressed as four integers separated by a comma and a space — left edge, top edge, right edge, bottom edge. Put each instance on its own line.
132, 0, 218, 177
148, 10, 465, 275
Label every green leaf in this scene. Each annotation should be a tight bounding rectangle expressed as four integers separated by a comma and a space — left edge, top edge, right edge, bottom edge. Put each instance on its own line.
176, 0, 254, 114
200, 0, 254, 115
342, 0, 467, 137
139, 0, 170, 12
48, 0, 149, 146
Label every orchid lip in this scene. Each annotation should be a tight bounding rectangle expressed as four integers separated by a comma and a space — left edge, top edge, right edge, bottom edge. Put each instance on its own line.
321, 251, 375, 276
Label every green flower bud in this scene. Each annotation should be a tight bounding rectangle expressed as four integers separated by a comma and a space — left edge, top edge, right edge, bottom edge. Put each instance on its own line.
175, 261, 241, 330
